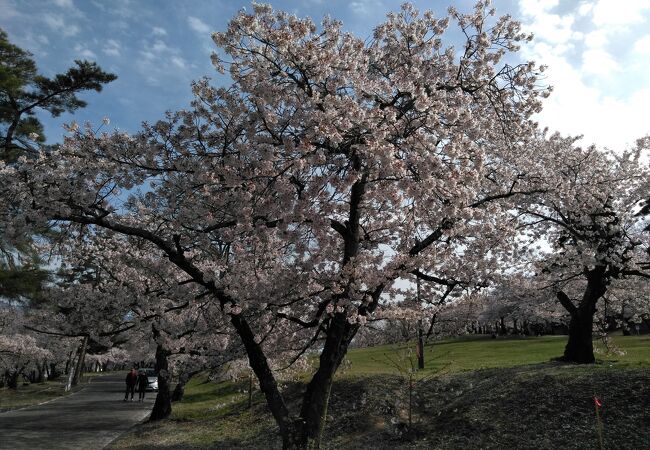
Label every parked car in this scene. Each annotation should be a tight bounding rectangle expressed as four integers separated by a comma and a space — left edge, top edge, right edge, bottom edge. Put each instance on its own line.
139, 368, 158, 391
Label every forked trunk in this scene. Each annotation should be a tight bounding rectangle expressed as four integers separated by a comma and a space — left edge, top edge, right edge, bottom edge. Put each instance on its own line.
557, 266, 608, 364
288, 313, 357, 449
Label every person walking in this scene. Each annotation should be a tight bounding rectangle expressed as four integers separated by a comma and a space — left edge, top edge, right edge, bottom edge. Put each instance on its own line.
124, 368, 137, 401
137, 370, 149, 402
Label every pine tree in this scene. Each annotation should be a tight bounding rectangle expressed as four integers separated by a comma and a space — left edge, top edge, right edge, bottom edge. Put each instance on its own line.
0, 28, 116, 303
0, 28, 117, 162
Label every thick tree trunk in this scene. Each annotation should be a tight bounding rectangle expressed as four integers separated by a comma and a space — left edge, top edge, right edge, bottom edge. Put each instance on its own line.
229, 313, 291, 428
557, 266, 608, 364
563, 307, 596, 363
622, 323, 631, 336
72, 335, 88, 386
231, 312, 359, 449
64, 350, 74, 375
36, 362, 47, 382
296, 313, 358, 449
150, 338, 172, 421
171, 370, 197, 402
7, 371, 19, 390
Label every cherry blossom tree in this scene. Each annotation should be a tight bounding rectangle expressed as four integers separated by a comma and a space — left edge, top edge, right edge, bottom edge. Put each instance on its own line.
604, 278, 650, 334
1, 2, 551, 447
58, 232, 238, 419
516, 134, 650, 363
0, 333, 52, 389
475, 274, 567, 336
0, 309, 56, 388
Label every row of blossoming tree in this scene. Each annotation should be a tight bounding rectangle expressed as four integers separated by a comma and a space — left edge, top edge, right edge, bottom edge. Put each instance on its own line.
1, 2, 649, 448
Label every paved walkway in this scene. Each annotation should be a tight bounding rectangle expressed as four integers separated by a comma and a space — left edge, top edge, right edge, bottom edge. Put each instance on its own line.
0, 373, 153, 450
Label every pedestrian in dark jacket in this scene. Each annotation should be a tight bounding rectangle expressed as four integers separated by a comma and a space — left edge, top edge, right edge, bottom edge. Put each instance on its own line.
137, 370, 149, 401
124, 368, 137, 401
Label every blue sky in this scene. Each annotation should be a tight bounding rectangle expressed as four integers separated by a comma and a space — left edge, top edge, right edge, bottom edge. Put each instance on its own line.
2, 0, 650, 151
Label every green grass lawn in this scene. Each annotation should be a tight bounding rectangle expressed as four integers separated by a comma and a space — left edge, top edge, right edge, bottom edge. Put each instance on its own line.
110, 335, 650, 449
0, 371, 110, 412
0, 379, 72, 411
344, 334, 650, 376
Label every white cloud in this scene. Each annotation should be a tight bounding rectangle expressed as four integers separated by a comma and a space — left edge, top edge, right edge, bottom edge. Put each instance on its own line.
53, 0, 74, 8
577, 2, 593, 17
518, 0, 579, 53
349, 0, 378, 17
73, 44, 96, 59
152, 26, 167, 36
0, 0, 20, 18
591, 0, 650, 27
93, 0, 135, 18
581, 48, 619, 76
137, 37, 188, 85
151, 39, 172, 53
583, 30, 608, 49
519, 0, 559, 16
518, 0, 650, 151
43, 14, 80, 36
188, 16, 210, 35
102, 39, 121, 57
526, 12, 577, 47
170, 56, 186, 69
43, 15, 64, 29
528, 44, 649, 150
633, 35, 650, 54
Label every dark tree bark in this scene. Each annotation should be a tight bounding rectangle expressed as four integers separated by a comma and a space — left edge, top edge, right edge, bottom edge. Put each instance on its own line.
622, 322, 631, 336
425, 312, 438, 341
297, 314, 359, 448
64, 350, 74, 375
415, 277, 424, 369
171, 370, 198, 402
150, 329, 172, 421
557, 266, 608, 364
7, 371, 19, 389
416, 325, 425, 370
247, 370, 253, 409
36, 362, 47, 383
71, 335, 88, 386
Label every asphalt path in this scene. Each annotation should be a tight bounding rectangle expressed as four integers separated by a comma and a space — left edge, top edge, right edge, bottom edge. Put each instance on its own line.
0, 373, 153, 450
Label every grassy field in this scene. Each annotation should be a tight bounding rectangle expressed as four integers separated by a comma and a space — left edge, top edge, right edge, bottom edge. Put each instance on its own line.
110, 335, 650, 449
0, 379, 74, 411
0, 371, 105, 412
344, 334, 650, 376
